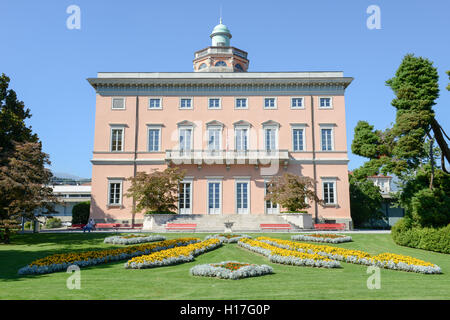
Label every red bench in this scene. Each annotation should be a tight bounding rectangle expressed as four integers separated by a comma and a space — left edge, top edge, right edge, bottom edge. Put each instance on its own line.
314, 223, 346, 231
260, 224, 292, 231
114, 224, 143, 230
165, 223, 197, 231
68, 224, 85, 230
96, 223, 121, 230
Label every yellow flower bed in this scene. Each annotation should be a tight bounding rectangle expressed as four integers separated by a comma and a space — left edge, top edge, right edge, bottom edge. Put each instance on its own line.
18, 238, 199, 275
256, 237, 442, 274
125, 238, 222, 269
238, 238, 341, 268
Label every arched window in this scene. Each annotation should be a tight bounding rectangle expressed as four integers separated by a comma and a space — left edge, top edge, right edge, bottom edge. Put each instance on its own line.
235, 64, 244, 71
215, 61, 227, 67
199, 63, 207, 70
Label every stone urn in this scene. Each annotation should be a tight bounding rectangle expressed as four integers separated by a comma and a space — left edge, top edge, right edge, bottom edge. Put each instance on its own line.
224, 221, 234, 233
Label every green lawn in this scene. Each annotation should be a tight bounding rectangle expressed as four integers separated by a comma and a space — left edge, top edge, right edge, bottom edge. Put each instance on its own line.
0, 232, 449, 299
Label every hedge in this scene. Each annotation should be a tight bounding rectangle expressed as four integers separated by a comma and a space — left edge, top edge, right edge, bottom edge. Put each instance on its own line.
72, 201, 90, 225
391, 219, 450, 254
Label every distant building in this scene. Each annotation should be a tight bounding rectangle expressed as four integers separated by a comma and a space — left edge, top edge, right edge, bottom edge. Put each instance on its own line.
367, 175, 404, 228
34, 180, 91, 223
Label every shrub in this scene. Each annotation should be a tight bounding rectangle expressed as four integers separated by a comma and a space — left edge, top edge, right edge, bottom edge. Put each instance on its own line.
24, 221, 32, 230
392, 219, 450, 254
72, 201, 90, 225
45, 218, 62, 229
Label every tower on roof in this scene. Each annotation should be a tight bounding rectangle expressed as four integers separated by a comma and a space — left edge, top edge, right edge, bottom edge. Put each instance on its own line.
193, 20, 249, 72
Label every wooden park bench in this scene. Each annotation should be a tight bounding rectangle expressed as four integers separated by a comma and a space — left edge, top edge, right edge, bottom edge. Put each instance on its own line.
260, 224, 292, 232
313, 223, 346, 231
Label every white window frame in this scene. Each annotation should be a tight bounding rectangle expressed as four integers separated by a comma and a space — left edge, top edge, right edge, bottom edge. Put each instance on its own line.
291, 97, 305, 109
291, 124, 306, 151
148, 97, 163, 110
234, 125, 250, 152
110, 125, 125, 152
178, 125, 194, 153
235, 177, 251, 214
107, 178, 123, 206
206, 125, 222, 151
179, 97, 193, 110
264, 179, 279, 214
263, 125, 279, 151
263, 97, 277, 109
179, 177, 193, 214
318, 96, 333, 109
206, 178, 223, 215
111, 97, 126, 110
322, 177, 337, 205
147, 125, 162, 152
235, 97, 248, 109
208, 97, 222, 110
319, 124, 335, 151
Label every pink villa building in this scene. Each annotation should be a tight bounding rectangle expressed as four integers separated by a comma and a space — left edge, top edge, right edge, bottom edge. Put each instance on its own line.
87, 21, 354, 230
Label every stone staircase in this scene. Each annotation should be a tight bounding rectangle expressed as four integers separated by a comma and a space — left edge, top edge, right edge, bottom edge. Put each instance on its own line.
144, 214, 305, 233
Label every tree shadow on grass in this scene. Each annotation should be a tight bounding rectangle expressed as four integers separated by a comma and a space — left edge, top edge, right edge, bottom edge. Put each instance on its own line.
0, 233, 142, 282
0, 246, 138, 282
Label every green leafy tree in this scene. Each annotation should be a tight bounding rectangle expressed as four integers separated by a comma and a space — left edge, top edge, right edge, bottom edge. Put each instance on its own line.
351, 54, 450, 229
265, 173, 323, 212
0, 142, 56, 243
348, 173, 384, 228
125, 167, 186, 214
0, 74, 56, 243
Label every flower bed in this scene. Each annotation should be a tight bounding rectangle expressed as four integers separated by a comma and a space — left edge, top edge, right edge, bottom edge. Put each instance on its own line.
205, 234, 251, 243
18, 238, 199, 275
190, 261, 273, 280
124, 238, 222, 269
237, 238, 341, 269
104, 234, 166, 245
291, 233, 352, 243
257, 237, 442, 274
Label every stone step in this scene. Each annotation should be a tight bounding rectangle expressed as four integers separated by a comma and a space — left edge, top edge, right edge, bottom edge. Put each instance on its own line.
143, 213, 311, 232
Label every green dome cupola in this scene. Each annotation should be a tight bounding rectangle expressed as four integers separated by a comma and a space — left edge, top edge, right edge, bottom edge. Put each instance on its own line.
193, 19, 249, 72
210, 19, 232, 47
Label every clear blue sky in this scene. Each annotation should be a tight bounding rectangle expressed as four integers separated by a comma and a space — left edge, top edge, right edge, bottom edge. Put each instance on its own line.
1, 0, 449, 178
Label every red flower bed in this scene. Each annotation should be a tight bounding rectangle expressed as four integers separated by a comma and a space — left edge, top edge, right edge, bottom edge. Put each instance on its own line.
211, 262, 251, 271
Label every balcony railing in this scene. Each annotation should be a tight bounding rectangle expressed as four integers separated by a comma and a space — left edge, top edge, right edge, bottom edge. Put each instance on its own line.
195, 47, 248, 59
165, 149, 289, 166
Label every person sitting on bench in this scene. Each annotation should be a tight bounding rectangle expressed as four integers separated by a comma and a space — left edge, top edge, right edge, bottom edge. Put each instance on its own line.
83, 219, 95, 233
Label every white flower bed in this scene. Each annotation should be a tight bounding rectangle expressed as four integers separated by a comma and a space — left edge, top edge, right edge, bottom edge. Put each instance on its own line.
104, 234, 166, 245
237, 240, 341, 269
291, 234, 352, 244
18, 239, 199, 275
269, 255, 341, 268
205, 234, 251, 243
258, 238, 442, 274
190, 261, 273, 280
124, 239, 223, 269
